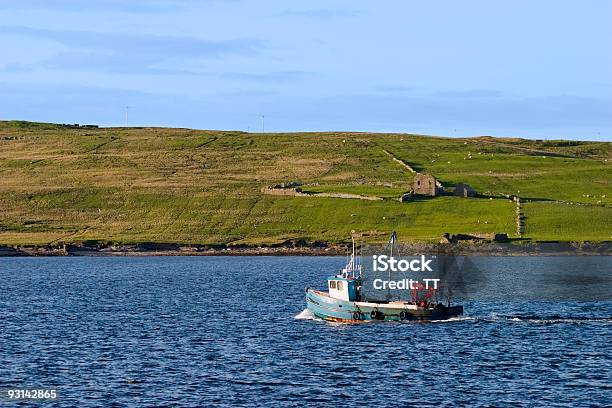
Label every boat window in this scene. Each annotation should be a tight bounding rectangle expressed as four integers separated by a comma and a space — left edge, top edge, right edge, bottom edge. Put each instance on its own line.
329, 281, 336, 289
337, 281, 343, 290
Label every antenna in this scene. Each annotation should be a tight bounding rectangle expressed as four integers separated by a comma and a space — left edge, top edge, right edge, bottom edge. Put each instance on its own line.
387, 231, 397, 301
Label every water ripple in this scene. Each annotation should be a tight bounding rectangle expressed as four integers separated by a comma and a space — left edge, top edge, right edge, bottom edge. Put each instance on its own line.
0, 256, 610, 407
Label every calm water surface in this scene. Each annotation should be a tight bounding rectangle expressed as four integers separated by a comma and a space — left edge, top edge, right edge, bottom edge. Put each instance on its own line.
0, 256, 610, 407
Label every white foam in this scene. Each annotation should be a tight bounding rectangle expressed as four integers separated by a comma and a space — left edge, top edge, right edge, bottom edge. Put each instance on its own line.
430, 316, 477, 323
484, 314, 612, 324
512, 317, 611, 324
294, 309, 318, 320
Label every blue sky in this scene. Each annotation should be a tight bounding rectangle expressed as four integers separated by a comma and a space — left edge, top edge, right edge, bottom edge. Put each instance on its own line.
0, 0, 610, 140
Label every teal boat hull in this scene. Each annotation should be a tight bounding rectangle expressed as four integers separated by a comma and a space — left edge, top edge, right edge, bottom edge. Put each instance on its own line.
306, 288, 463, 323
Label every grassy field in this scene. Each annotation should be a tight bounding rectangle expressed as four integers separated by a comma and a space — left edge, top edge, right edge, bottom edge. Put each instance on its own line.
0, 121, 610, 246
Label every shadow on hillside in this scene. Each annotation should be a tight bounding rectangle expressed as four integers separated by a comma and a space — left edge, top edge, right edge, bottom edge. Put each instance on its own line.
406, 162, 425, 173
405, 195, 437, 202
517, 197, 555, 202
475, 193, 555, 203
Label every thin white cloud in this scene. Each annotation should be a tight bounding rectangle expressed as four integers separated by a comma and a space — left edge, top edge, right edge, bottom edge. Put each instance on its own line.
275, 9, 359, 19
434, 90, 504, 98
0, 26, 264, 75
0, 0, 232, 13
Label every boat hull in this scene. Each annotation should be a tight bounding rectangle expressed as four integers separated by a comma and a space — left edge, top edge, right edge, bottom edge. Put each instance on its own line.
306, 289, 463, 322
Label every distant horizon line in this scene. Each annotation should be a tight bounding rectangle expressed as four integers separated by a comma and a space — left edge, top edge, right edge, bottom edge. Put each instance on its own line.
1, 119, 609, 142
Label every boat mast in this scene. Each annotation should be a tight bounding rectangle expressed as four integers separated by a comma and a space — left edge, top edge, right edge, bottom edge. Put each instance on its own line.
349, 233, 358, 278
387, 231, 397, 300
351, 235, 355, 278
341, 233, 361, 279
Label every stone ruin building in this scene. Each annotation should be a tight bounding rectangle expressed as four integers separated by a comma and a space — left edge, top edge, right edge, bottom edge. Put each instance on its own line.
412, 173, 443, 196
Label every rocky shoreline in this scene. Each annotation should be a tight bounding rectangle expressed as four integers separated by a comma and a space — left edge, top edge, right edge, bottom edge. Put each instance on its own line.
1, 241, 610, 257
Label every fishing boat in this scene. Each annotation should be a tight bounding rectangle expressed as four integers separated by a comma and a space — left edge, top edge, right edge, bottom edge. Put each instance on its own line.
305, 233, 463, 322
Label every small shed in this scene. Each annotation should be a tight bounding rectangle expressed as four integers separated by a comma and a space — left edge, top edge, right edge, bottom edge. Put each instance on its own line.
412, 173, 443, 196
454, 183, 476, 198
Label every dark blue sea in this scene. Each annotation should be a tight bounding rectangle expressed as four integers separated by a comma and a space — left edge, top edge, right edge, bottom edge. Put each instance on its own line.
1, 256, 610, 407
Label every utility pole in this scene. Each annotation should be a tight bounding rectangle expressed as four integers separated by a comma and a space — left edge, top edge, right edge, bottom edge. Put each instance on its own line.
261, 115, 265, 133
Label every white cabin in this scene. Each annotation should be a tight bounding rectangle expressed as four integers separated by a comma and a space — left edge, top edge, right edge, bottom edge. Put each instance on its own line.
328, 277, 357, 301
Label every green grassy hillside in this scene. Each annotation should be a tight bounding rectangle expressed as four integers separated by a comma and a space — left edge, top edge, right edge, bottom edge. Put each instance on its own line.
0, 120, 610, 246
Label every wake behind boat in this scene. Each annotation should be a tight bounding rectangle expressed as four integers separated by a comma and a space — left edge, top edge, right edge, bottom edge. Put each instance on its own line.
305, 233, 463, 322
